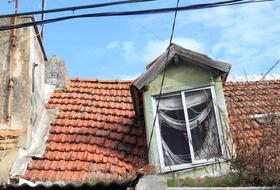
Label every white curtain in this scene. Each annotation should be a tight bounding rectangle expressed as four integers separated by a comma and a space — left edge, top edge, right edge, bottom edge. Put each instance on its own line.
158, 95, 183, 110
158, 91, 212, 131
185, 90, 210, 107
161, 139, 191, 165
158, 90, 219, 164
189, 102, 213, 129
159, 110, 186, 131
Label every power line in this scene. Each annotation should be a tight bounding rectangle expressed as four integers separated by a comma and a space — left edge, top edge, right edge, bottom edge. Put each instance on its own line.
147, 0, 180, 153
261, 58, 280, 80
0, 0, 156, 19
0, 0, 273, 31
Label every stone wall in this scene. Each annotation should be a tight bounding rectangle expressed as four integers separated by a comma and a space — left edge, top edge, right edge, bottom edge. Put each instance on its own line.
45, 55, 69, 90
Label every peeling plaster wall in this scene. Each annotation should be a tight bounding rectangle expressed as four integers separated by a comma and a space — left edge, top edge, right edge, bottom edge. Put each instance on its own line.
0, 17, 45, 131
0, 17, 49, 183
143, 61, 232, 178
0, 18, 13, 126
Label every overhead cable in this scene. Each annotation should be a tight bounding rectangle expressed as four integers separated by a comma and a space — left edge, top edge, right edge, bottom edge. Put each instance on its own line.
147, 0, 180, 153
0, 0, 273, 31
261, 58, 280, 80
0, 0, 157, 19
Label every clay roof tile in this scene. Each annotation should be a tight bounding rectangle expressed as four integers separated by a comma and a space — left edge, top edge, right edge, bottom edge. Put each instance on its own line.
24, 78, 146, 183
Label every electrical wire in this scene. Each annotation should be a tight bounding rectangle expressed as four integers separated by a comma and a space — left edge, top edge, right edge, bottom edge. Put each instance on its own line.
147, 0, 180, 153
0, 0, 157, 19
261, 58, 280, 80
0, 0, 273, 31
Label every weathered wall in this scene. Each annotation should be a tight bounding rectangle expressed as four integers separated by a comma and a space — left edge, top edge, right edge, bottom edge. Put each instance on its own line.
45, 55, 69, 90
148, 62, 212, 95
0, 17, 48, 183
0, 18, 13, 126
143, 60, 232, 178
0, 17, 46, 130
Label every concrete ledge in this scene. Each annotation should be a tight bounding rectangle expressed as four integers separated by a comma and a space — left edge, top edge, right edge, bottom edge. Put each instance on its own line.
136, 175, 167, 190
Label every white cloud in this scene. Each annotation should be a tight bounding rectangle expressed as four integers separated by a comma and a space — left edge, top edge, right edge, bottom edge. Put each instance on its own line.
106, 40, 120, 50
121, 41, 140, 63
228, 74, 280, 82
122, 41, 134, 56
183, 3, 280, 75
119, 73, 141, 80
144, 37, 205, 62
105, 41, 140, 64
107, 37, 205, 64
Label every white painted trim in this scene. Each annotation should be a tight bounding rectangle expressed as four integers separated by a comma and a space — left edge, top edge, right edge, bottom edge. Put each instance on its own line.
181, 91, 195, 164
184, 88, 206, 164
161, 159, 226, 173
151, 98, 165, 171
182, 86, 224, 164
210, 85, 227, 158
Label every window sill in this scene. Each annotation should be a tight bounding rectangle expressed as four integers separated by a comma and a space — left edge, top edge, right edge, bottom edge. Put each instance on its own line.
160, 158, 227, 173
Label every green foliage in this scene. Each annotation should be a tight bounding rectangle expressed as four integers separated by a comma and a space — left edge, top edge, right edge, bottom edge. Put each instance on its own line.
203, 176, 216, 187
167, 178, 177, 187
121, 173, 129, 183
223, 174, 239, 187
182, 177, 197, 187
85, 176, 100, 185
166, 173, 277, 187
260, 175, 278, 187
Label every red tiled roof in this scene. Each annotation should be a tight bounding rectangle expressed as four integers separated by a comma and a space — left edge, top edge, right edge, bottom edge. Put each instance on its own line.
23, 78, 147, 183
224, 80, 280, 146
224, 80, 280, 116
23, 77, 280, 182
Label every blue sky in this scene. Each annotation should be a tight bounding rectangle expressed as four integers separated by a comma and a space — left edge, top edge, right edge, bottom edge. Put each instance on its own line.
0, 0, 280, 80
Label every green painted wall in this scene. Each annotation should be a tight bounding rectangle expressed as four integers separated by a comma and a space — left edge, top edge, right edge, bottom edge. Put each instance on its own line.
148, 63, 212, 95
143, 61, 233, 177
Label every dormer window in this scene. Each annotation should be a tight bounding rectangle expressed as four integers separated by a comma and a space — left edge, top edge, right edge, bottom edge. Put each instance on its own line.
154, 86, 225, 171
131, 43, 231, 174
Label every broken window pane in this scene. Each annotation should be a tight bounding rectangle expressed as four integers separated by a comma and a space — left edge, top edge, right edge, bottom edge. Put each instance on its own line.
185, 89, 221, 160
158, 95, 191, 166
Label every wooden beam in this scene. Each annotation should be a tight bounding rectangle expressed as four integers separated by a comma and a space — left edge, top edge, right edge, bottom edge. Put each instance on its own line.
0, 128, 26, 137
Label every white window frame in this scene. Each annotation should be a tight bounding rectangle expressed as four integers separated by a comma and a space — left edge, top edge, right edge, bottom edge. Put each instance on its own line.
152, 85, 226, 172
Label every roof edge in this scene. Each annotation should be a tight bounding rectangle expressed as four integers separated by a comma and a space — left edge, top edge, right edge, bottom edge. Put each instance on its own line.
30, 16, 48, 61
69, 78, 133, 83
133, 43, 231, 90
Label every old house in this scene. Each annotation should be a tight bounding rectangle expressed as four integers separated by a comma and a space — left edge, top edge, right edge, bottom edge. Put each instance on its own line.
131, 44, 232, 176
0, 16, 279, 188
0, 16, 67, 182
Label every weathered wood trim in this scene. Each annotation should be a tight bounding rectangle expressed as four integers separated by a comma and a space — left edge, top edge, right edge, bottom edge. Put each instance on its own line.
133, 44, 231, 90
173, 44, 231, 72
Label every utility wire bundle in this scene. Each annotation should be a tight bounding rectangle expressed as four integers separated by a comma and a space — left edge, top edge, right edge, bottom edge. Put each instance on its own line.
0, 0, 274, 31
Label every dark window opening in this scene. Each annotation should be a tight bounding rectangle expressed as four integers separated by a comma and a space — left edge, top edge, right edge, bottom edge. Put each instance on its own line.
156, 88, 223, 168
32, 63, 38, 93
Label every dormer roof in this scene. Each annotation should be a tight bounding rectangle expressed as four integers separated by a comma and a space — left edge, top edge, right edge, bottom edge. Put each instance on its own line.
133, 43, 231, 90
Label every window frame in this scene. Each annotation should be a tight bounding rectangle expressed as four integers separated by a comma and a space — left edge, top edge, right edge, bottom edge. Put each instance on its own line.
152, 85, 226, 172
